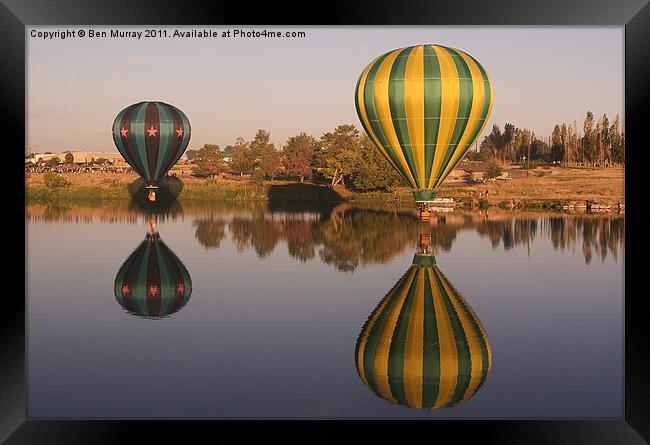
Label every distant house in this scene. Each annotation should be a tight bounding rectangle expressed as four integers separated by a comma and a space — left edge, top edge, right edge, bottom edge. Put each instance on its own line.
220, 146, 234, 164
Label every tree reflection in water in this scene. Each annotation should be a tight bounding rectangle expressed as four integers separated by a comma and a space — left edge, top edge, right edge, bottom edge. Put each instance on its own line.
193, 218, 227, 249
26, 203, 624, 269
201, 207, 624, 270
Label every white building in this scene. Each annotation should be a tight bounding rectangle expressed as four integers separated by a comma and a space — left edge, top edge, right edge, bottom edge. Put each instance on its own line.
30, 151, 126, 164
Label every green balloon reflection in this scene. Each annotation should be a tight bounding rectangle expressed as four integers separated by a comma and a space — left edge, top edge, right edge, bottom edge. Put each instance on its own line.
114, 222, 192, 319
355, 235, 491, 409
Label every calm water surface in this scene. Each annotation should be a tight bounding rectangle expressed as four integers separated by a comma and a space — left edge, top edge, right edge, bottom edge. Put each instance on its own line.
26, 202, 624, 418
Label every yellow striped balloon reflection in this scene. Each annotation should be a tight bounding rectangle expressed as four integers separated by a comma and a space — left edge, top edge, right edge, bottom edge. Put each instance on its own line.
355, 254, 491, 409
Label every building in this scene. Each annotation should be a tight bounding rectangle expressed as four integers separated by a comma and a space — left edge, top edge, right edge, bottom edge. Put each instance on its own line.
31, 151, 126, 164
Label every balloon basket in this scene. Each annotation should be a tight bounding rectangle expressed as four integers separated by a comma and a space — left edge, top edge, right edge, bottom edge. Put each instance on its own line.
417, 202, 432, 222
146, 185, 159, 202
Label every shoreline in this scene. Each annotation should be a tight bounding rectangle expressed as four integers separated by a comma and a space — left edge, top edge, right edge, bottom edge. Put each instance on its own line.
25, 167, 624, 213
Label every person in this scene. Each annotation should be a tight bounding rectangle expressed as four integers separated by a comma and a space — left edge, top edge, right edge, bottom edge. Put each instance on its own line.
485, 189, 489, 200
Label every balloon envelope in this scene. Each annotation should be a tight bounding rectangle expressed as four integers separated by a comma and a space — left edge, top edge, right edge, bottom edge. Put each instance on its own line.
112, 101, 191, 184
355, 45, 493, 203
114, 232, 192, 318
355, 254, 492, 409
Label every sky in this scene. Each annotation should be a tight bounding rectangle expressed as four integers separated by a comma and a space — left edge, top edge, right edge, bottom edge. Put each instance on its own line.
26, 26, 624, 154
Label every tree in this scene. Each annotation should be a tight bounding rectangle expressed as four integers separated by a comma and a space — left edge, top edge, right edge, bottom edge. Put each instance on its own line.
566, 120, 579, 165
192, 144, 225, 177
350, 135, 404, 191
282, 132, 316, 182
258, 144, 281, 180
530, 137, 547, 162
599, 114, 611, 166
64, 152, 74, 164
96, 157, 110, 164
185, 149, 199, 162
249, 129, 274, 167
620, 132, 625, 164
503, 123, 515, 161
45, 157, 61, 167
560, 123, 569, 164
582, 111, 597, 164
230, 137, 254, 175
487, 125, 503, 160
221, 145, 234, 158
483, 161, 502, 180
610, 115, 624, 164
43, 172, 69, 188
315, 124, 361, 187
550, 124, 564, 163
486, 124, 514, 162
512, 128, 532, 164
476, 138, 493, 161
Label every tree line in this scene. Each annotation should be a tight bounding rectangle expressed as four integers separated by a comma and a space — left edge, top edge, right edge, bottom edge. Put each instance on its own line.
186, 124, 404, 192
468, 111, 624, 166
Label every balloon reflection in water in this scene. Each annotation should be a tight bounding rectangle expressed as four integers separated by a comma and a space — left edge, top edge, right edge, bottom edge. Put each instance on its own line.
114, 222, 192, 319
355, 236, 491, 409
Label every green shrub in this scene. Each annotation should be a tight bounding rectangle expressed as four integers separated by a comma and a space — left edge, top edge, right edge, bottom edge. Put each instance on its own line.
251, 169, 266, 184
483, 161, 502, 180
43, 172, 69, 188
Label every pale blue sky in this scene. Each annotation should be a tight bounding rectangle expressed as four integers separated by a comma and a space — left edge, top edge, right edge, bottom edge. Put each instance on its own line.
27, 26, 623, 154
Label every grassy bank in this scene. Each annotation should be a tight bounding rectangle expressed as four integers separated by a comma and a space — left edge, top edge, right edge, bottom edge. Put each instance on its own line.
26, 166, 624, 211
26, 178, 342, 205
26, 185, 131, 202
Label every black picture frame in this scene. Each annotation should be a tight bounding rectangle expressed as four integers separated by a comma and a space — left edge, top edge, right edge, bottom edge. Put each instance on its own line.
4, 0, 649, 442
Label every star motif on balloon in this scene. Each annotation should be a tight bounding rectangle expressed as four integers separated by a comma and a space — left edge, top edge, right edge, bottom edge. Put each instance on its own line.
147, 126, 158, 137
148, 285, 160, 297
120, 127, 128, 137
176, 127, 183, 137
122, 284, 130, 294
177, 282, 185, 294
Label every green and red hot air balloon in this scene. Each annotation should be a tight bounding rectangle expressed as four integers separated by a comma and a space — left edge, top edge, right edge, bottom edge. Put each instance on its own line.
112, 101, 191, 202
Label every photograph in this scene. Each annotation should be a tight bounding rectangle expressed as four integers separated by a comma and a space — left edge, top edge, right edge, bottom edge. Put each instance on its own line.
24, 26, 625, 418
2, 5, 647, 441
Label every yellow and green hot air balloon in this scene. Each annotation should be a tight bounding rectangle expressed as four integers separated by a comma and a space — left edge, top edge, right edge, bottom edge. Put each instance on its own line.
355, 250, 492, 410
354, 44, 493, 208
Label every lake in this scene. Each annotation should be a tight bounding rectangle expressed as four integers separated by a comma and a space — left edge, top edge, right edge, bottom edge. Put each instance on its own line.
26, 201, 624, 418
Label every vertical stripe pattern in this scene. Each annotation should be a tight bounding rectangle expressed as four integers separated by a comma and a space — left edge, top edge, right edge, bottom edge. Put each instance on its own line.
354, 45, 492, 199
114, 233, 192, 319
112, 101, 191, 183
355, 256, 491, 409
